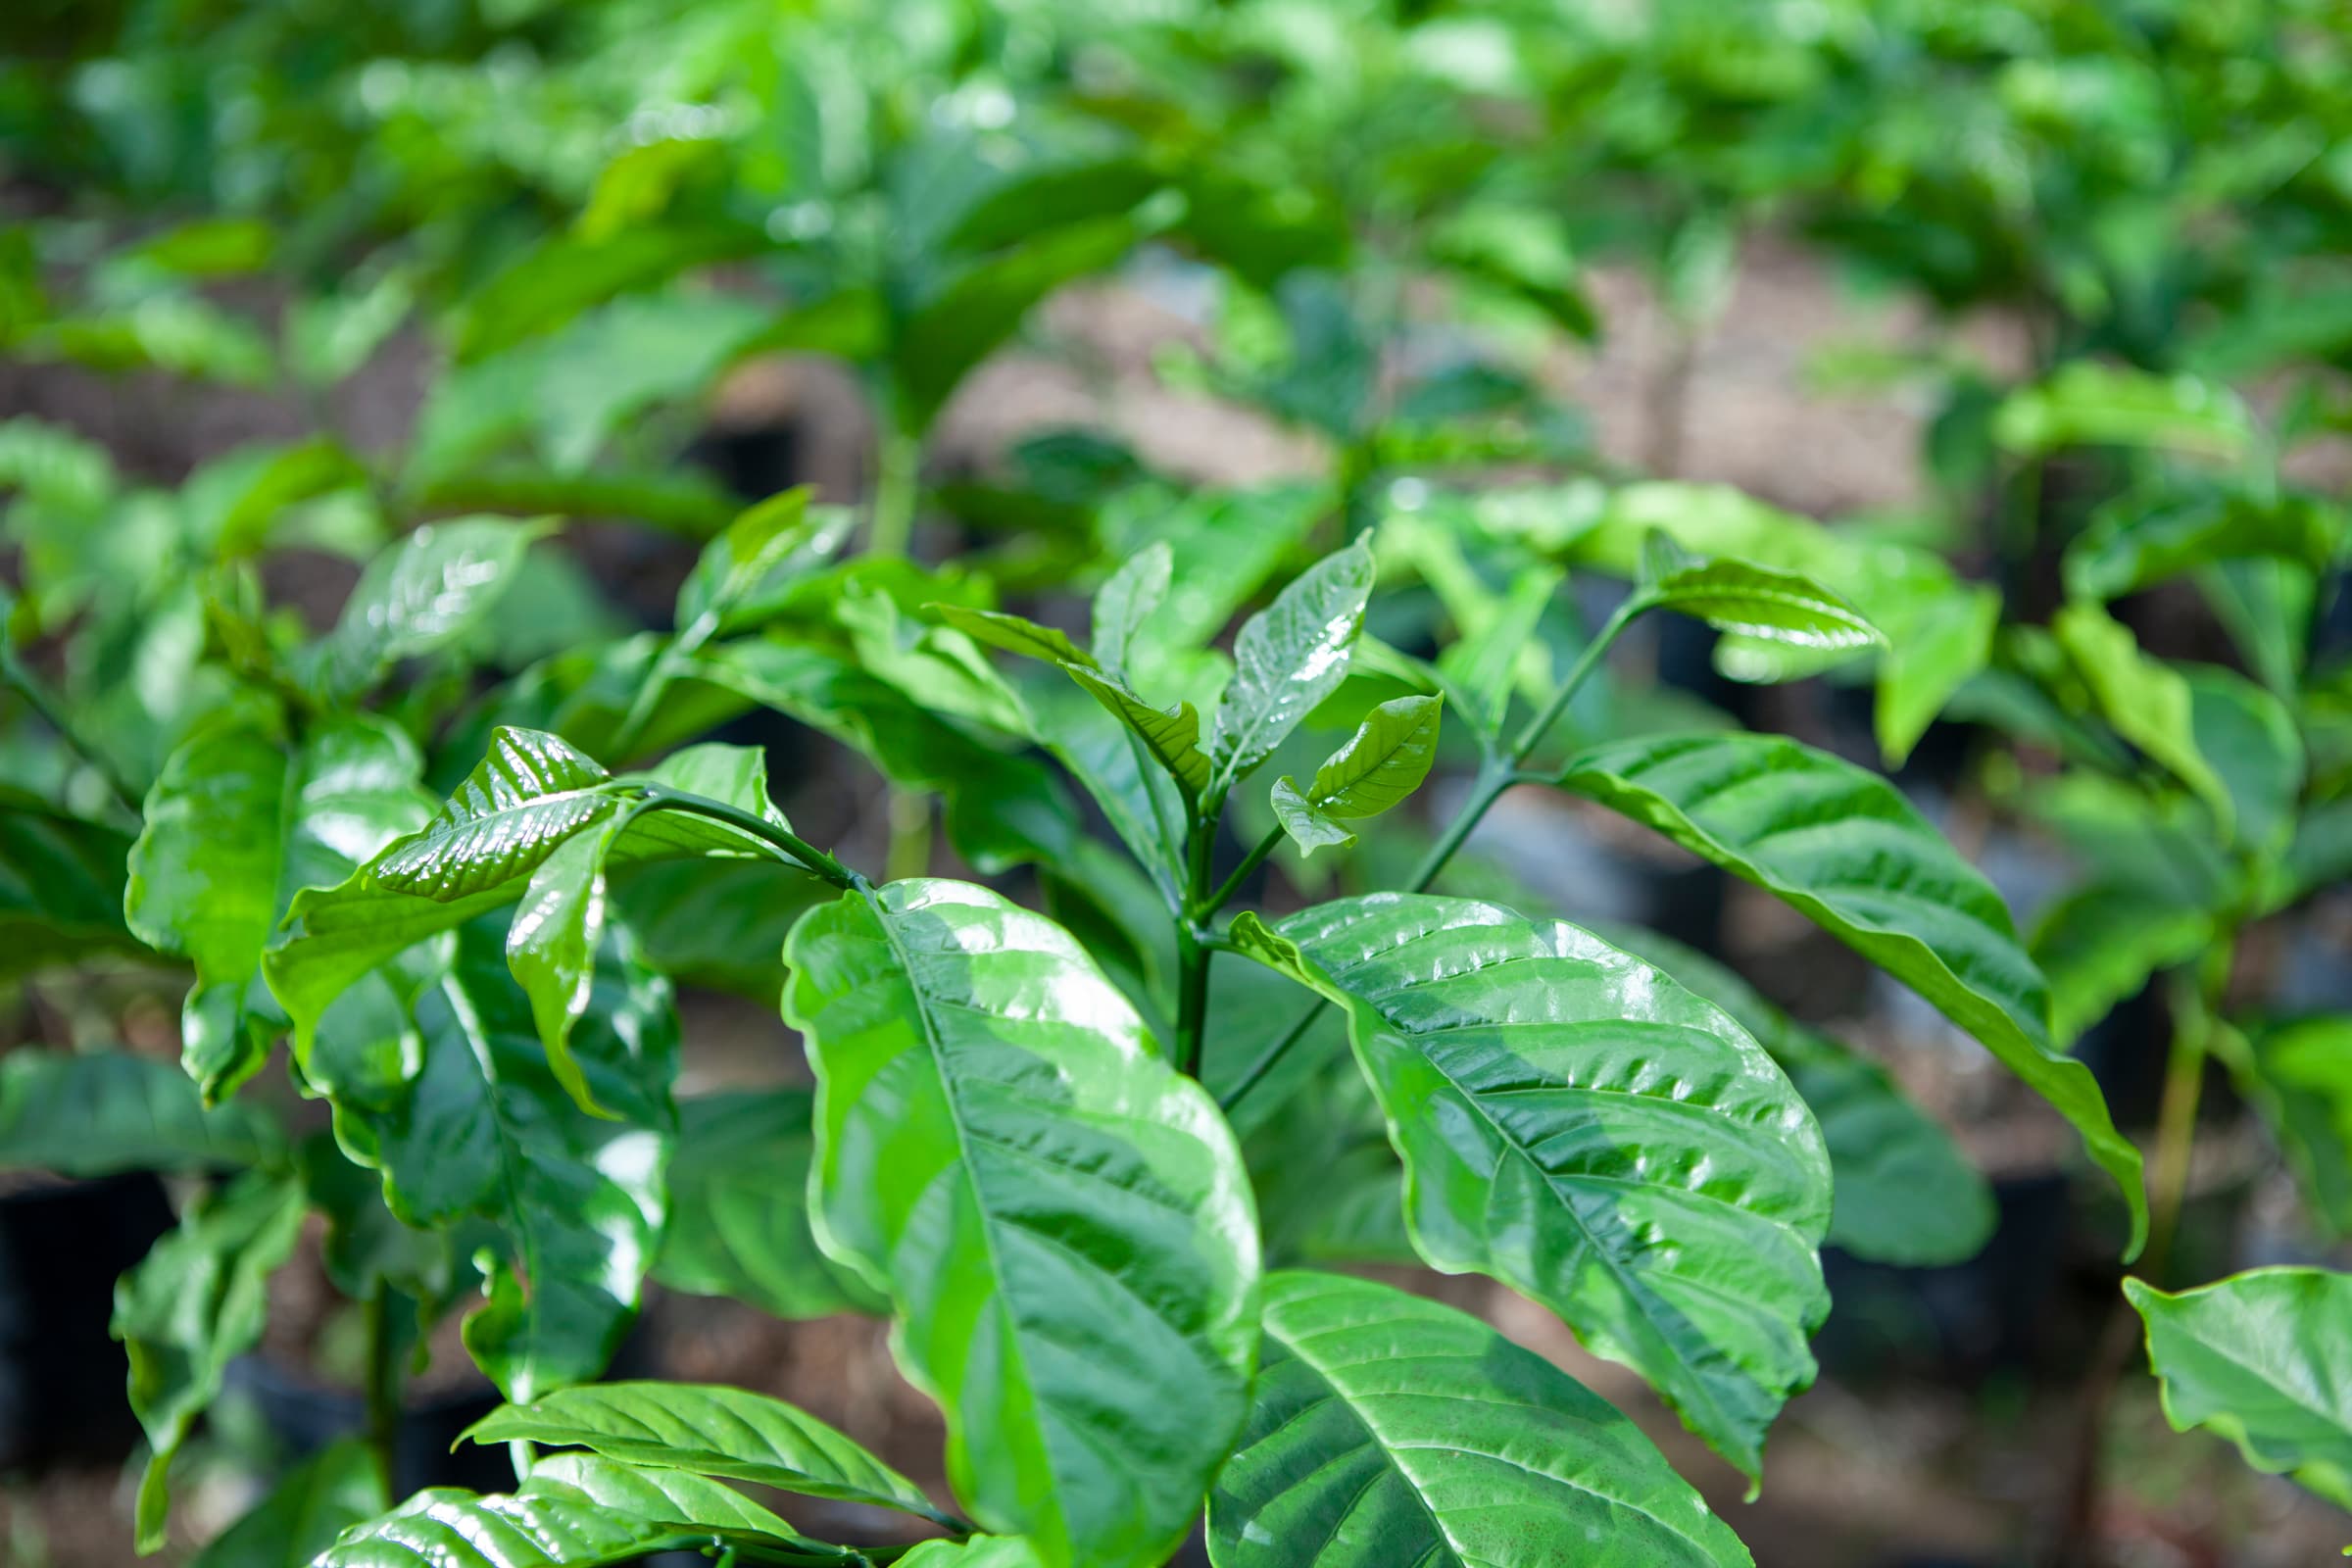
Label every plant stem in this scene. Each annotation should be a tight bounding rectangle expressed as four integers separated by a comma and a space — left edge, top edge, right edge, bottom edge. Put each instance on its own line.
1174, 802, 1217, 1077
1216, 596, 1647, 1113
1196, 825, 1283, 920
2144, 940, 2232, 1278
867, 425, 921, 561
640, 787, 858, 889
362, 1286, 401, 1501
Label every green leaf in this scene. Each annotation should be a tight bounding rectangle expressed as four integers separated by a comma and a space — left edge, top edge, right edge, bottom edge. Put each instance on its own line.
1232, 895, 1831, 1481
463, 1383, 953, 1527
115, 1169, 308, 1551
2126, 1268, 2352, 1509
1876, 581, 1999, 767
1620, 922, 1997, 1264
1210, 1270, 1754, 1567
1432, 564, 1559, 733
783, 879, 1259, 1568
2032, 885, 2214, 1048
674, 488, 848, 634
1991, 365, 2255, 460
1097, 484, 1327, 653
0, 789, 139, 978
0, 1050, 283, 1176
1554, 731, 2147, 1253
1208, 538, 1377, 796
336, 925, 675, 1402
316, 1454, 856, 1568
452, 226, 757, 364
2185, 665, 2305, 857
896, 1541, 1047, 1568
1641, 545, 1884, 655
2065, 490, 2344, 603
127, 714, 433, 1100
303, 519, 552, 701
1063, 663, 1212, 801
1269, 776, 1356, 857
2053, 603, 2236, 838
189, 1439, 385, 1568
1302, 695, 1444, 818
2236, 1016, 2352, 1237
184, 438, 371, 560
298, 1133, 447, 1301
1090, 541, 1172, 681
933, 604, 1097, 669
656, 1089, 883, 1317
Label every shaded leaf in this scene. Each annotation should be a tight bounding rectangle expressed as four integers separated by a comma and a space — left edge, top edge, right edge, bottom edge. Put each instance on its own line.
1270, 776, 1355, 858
932, 604, 1096, 669
2236, 1016, 2352, 1237
1991, 365, 2253, 460
1643, 555, 1884, 655
0, 1050, 283, 1177
1090, 542, 1172, 681
1556, 731, 2148, 1253
2054, 603, 2235, 839
2066, 490, 2343, 602
784, 879, 1258, 1568
0, 788, 139, 978
1233, 894, 1831, 1480
189, 1439, 385, 1568
1064, 663, 1211, 801
2032, 885, 2213, 1048
1210, 1270, 1752, 1567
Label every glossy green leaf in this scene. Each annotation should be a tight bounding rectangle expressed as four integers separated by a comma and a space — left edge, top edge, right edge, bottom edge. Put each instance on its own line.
1063, 663, 1212, 801
1210, 1271, 1753, 1568
336, 925, 675, 1402
674, 488, 848, 635
1991, 365, 2254, 460
1556, 731, 2148, 1254
656, 1088, 882, 1317
0, 788, 139, 978
0, 1050, 283, 1176
783, 879, 1259, 1568
316, 1454, 856, 1568
2126, 1269, 2352, 1509
1598, 924, 1993, 1267
933, 604, 1096, 669
1207, 537, 1376, 797
464, 1383, 952, 1527
1270, 776, 1356, 857
115, 1168, 308, 1551
2053, 603, 2235, 839
505, 809, 638, 1119
1090, 542, 1172, 681
2065, 490, 2343, 603
1233, 894, 1830, 1480
128, 714, 433, 1100
1303, 695, 1444, 818
304, 519, 552, 701
2031, 885, 2213, 1047
189, 1439, 385, 1568
1642, 555, 1884, 654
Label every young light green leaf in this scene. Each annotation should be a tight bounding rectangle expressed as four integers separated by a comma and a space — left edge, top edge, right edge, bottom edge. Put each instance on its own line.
2126, 1269, 2352, 1509
1304, 695, 1444, 818
0, 1050, 284, 1177
1876, 580, 1999, 766
1642, 554, 1885, 654
2053, 603, 2236, 840
1269, 776, 1356, 857
1232, 894, 1831, 1482
506, 809, 638, 1120
1596, 923, 1994, 1267
1210, 1270, 1754, 1568
896, 1541, 1047, 1568
784, 879, 1259, 1568
1991, 364, 2254, 461
1063, 663, 1212, 801
656, 1089, 883, 1317
316, 1455, 857, 1568
337, 927, 675, 1403
1433, 564, 1559, 733
1555, 731, 2147, 1254
673, 487, 846, 633
1207, 536, 1376, 795
2065, 489, 2343, 603
304, 518, 553, 701
462, 1383, 954, 1528
1091, 541, 1172, 680
115, 1169, 308, 1551
189, 1439, 385, 1568
932, 603, 1097, 669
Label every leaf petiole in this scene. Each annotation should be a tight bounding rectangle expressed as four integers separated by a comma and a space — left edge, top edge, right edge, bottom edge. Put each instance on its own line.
633, 786, 858, 890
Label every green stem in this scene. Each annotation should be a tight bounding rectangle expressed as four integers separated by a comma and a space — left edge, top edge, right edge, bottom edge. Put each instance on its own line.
867, 425, 921, 560
638, 787, 858, 889
2143, 939, 2233, 1279
883, 787, 932, 884
1216, 595, 1648, 1113
1175, 802, 1216, 1077
1196, 825, 1284, 920
362, 1286, 401, 1501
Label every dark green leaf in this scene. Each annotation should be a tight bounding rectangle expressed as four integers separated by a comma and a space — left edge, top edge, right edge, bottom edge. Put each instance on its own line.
453, 227, 758, 363
2125, 1269, 2352, 1509
1207, 538, 1376, 796
656, 1089, 883, 1317
1064, 663, 1212, 801
2032, 885, 2213, 1048
0, 1050, 283, 1176
304, 519, 553, 701
2236, 1016, 2352, 1237
2185, 665, 2305, 857
0, 790, 139, 978
1233, 895, 1831, 1480
784, 879, 1258, 1568
674, 488, 847, 635
115, 1169, 308, 1550
2065, 490, 2344, 602
1210, 1271, 1752, 1567
463, 1383, 951, 1527
933, 604, 1096, 669
1556, 731, 2148, 1253
1300, 695, 1443, 819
